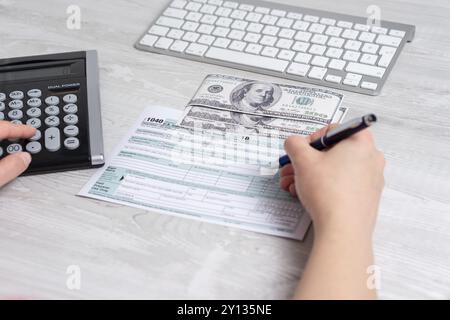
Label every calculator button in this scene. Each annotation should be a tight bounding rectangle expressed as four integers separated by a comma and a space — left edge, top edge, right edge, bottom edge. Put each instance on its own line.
0, 102, 5, 111
45, 106, 60, 116
64, 137, 80, 150
63, 114, 78, 125
63, 104, 78, 114
26, 107, 41, 118
45, 127, 61, 152
9, 100, 23, 109
45, 116, 60, 127
9, 91, 24, 100
27, 98, 42, 108
8, 109, 23, 120
26, 141, 42, 154
27, 89, 42, 98
45, 96, 60, 105
6, 143, 23, 154
0, 93, 6, 101
11, 120, 22, 125
30, 129, 41, 141
0, 112, 4, 120
64, 125, 79, 137
0, 147, 3, 157
26, 118, 42, 129
63, 94, 77, 104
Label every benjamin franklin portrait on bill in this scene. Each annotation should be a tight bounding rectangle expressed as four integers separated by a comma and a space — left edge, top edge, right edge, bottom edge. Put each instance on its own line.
230, 81, 282, 112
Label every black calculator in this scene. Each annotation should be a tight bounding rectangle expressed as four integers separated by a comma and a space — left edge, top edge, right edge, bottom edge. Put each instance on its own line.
0, 50, 104, 175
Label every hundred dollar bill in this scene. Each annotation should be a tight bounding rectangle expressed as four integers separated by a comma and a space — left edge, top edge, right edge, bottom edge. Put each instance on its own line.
187, 74, 344, 124
179, 105, 348, 138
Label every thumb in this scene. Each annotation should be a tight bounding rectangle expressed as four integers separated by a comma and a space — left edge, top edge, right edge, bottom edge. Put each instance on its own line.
284, 135, 321, 169
0, 152, 32, 187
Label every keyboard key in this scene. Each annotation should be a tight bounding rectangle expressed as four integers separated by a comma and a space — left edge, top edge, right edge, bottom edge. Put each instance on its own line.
343, 73, 362, 86
337, 20, 353, 28
246, 12, 262, 23
0, 93, 6, 101
170, 0, 187, 9
325, 74, 342, 83
294, 31, 312, 42
27, 89, 42, 98
325, 26, 342, 37
359, 31, 376, 43
309, 44, 326, 55
311, 34, 328, 45
311, 56, 329, 67
321, 18, 336, 26
216, 17, 233, 27
304, 15, 319, 23
371, 26, 388, 34
278, 50, 295, 60
213, 37, 231, 48
45, 116, 60, 127
155, 37, 174, 49
0, 102, 4, 111
354, 23, 370, 31
260, 35, 277, 46
223, 1, 238, 9
344, 40, 362, 51
329, 59, 346, 70
205, 47, 289, 72
64, 137, 80, 150
140, 34, 158, 46
292, 21, 309, 31
294, 52, 312, 64
343, 50, 360, 62
64, 114, 79, 125
200, 4, 218, 15
361, 43, 379, 54
45, 106, 60, 116
170, 39, 189, 52
325, 47, 343, 59
45, 96, 59, 105
261, 46, 279, 57
276, 18, 293, 28
247, 23, 264, 33
198, 34, 216, 45
27, 98, 41, 107
229, 40, 247, 51
45, 127, 61, 152
378, 53, 395, 68
186, 11, 203, 22
26, 141, 42, 154
156, 16, 184, 28
26, 107, 41, 117
9, 91, 24, 100
63, 94, 77, 104
244, 32, 261, 43
9, 100, 23, 109
29, 129, 41, 141
6, 144, 22, 154
255, 7, 270, 14
262, 25, 279, 35
164, 7, 187, 19
360, 53, 378, 65
376, 34, 402, 47
292, 41, 309, 52
185, 1, 202, 11
63, 104, 78, 114
287, 62, 310, 76
342, 29, 359, 39
245, 43, 263, 54
309, 23, 326, 34
26, 118, 41, 129
346, 62, 385, 78
308, 66, 327, 79
361, 81, 378, 90
271, 9, 286, 17
212, 27, 229, 37
275, 38, 293, 49
328, 37, 345, 48
389, 29, 405, 38
64, 125, 79, 137
186, 43, 209, 55
8, 109, 23, 120
149, 25, 169, 36
278, 28, 296, 39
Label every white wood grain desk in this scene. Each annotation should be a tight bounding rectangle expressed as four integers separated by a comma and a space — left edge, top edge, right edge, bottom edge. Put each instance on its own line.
1, 0, 449, 299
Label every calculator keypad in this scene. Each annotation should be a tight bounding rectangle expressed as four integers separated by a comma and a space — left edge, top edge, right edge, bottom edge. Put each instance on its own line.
0, 89, 80, 156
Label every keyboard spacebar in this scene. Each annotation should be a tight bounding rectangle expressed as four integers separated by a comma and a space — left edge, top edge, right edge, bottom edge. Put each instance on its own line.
205, 47, 289, 72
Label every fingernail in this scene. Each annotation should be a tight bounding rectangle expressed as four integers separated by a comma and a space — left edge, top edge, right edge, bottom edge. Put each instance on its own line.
19, 152, 32, 166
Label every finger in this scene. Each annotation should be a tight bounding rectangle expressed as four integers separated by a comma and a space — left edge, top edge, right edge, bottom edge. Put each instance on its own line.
284, 135, 321, 167
0, 152, 32, 187
309, 124, 339, 142
279, 175, 295, 191
0, 121, 36, 140
288, 184, 298, 198
279, 163, 294, 177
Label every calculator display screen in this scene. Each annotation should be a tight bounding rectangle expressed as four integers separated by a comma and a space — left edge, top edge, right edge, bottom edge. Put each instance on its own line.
0, 60, 84, 82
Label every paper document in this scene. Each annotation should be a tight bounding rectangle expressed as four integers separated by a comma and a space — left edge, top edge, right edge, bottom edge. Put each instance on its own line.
79, 106, 313, 240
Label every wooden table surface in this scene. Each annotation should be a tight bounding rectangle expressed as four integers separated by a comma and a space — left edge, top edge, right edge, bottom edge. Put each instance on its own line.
1, 0, 449, 299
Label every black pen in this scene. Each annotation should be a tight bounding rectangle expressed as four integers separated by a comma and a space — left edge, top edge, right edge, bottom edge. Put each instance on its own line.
278, 114, 377, 168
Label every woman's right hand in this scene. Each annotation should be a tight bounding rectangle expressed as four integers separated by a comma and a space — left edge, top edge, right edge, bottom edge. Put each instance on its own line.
280, 125, 385, 239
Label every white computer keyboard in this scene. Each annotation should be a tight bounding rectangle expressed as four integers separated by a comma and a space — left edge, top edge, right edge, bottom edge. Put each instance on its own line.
136, 0, 415, 95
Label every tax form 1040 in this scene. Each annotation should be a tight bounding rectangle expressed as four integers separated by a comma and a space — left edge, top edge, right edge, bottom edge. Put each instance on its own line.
79, 106, 314, 240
